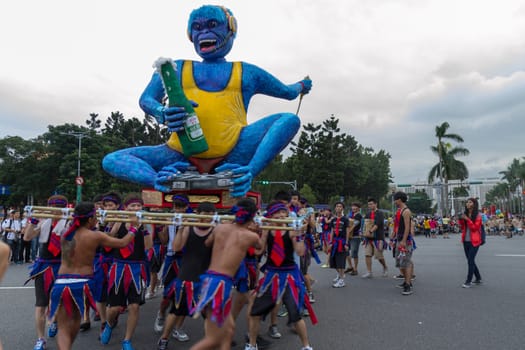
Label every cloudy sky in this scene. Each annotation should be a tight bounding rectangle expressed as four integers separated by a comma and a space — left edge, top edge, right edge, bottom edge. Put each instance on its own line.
1, 0, 524, 184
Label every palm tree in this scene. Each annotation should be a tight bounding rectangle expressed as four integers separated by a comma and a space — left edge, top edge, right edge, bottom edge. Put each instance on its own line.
428, 122, 470, 216
499, 158, 525, 214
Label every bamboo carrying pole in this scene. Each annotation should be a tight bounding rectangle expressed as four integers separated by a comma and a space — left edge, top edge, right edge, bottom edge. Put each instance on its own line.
25, 206, 305, 231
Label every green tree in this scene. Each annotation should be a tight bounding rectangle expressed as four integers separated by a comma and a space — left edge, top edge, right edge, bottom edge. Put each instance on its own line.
428, 122, 470, 215
407, 190, 432, 214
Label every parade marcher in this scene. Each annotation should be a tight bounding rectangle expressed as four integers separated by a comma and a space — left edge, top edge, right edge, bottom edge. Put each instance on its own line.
330, 202, 350, 288
393, 192, 415, 295
245, 201, 316, 350
319, 209, 333, 268
459, 198, 483, 288
362, 198, 389, 278
157, 202, 216, 350
48, 201, 136, 350
100, 193, 153, 350
24, 195, 69, 350
190, 198, 262, 350
0, 239, 10, 349
345, 202, 363, 276
2, 209, 21, 264
154, 194, 191, 336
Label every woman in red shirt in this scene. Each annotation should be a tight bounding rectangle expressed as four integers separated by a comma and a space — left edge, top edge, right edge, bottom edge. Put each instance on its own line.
459, 198, 483, 288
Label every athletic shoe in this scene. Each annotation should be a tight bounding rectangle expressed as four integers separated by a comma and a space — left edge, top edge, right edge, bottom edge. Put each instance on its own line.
473, 279, 482, 285
350, 270, 358, 276
268, 325, 282, 339
402, 284, 413, 295
157, 338, 169, 350
154, 311, 165, 333
244, 343, 258, 350
277, 306, 288, 317
80, 321, 91, 332
396, 281, 408, 289
301, 346, 313, 350
332, 275, 340, 283
308, 291, 315, 303
393, 274, 404, 279
48, 322, 58, 338
321, 264, 329, 268
172, 328, 190, 342
33, 338, 46, 350
462, 282, 472, 288
146, 290, 156, 300
94, 311, 101, 322
121, 339, 135, 350
411, 275, 416, 281
382, 268, 389, 277
244, 334, 271, 348
361, 272, 372, 278
302, 309, 310, 317
332, 278, 345, 288
344, 268, 353, 274
100, 322, 114, 345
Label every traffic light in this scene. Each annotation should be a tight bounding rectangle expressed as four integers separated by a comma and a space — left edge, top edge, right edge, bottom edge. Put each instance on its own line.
258, 180, 270, 185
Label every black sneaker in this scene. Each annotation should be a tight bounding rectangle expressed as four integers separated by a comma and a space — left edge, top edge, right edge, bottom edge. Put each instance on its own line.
472, 279, 482, 285
393, 274, 404, 280
396, 281, 407, 289
402, 284, 413, 295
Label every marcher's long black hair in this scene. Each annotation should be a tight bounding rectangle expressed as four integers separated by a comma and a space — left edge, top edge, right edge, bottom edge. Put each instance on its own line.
464, 197, 479, 221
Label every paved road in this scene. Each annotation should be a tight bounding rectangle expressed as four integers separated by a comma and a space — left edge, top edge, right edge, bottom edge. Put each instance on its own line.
1, 234, 524, 350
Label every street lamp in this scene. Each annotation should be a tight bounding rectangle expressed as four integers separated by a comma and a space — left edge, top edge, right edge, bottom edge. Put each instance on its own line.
60, 131, 89, 203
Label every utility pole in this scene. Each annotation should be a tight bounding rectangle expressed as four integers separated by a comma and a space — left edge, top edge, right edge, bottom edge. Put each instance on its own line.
61, 131, 89, 203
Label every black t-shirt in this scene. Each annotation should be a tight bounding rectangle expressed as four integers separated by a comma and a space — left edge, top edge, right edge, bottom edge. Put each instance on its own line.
112, 223, 146, 261
178, 227, 212, 282
349, 212, 363, 236
330, 216, 350, 238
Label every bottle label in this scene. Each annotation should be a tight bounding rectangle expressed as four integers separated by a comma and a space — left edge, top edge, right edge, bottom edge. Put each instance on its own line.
185, 114, 204, 140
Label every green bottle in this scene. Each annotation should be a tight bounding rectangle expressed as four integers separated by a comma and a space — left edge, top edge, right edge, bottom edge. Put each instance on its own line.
155, 58, 209, 157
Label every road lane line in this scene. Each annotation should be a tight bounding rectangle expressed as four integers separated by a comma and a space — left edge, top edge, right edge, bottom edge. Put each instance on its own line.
0, 286, 34, 290
495, 254, 525, 257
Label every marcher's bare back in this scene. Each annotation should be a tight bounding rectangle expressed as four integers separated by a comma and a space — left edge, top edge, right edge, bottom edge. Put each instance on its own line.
59, 228, 103, 276
208, 223, 259, 277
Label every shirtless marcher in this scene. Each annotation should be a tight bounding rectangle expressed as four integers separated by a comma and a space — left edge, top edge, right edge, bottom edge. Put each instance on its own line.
190, 198, 262, 350
47, 202, 136, 350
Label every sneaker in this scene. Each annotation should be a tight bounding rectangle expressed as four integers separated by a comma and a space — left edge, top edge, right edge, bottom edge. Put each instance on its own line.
301, 346, 313, 350
121, 339, 135, 350
268, 325, 282, 339
154, 311, 165, 333
402, 284, 413, 295
473, 279, 482, 285
172, 328, 190, 342
94, 311, 101, 322
33, 338, 46, 350
361, 272, 372, 279
321, 263, 329, 268
157, 338, 169, 350
382, 268, 389, 277
80, 321, 91, 332
411, 274, 416, 281
302, 309, 310, 317
393, 274, 404, 280
332, 278, 345, 288
244, 334, 271, 348
146, 290, 156, 300
344, 267, 353, 274
350, 270, 358, 276
308, 291, 315, 303
100, 322, 114, 345
244, 343, 258, 350
277, 306, 288, 317
48, 322, 58, 338
396, 281, 408, 289
462, 282, 472, 288
332, 275, 340, 283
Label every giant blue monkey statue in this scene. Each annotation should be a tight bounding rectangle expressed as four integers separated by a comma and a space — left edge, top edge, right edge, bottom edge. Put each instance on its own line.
102, 5, 312, 197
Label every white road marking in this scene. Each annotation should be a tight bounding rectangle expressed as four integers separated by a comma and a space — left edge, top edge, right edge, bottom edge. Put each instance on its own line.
0, 286, 34, 290
495, 254, 525, 257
